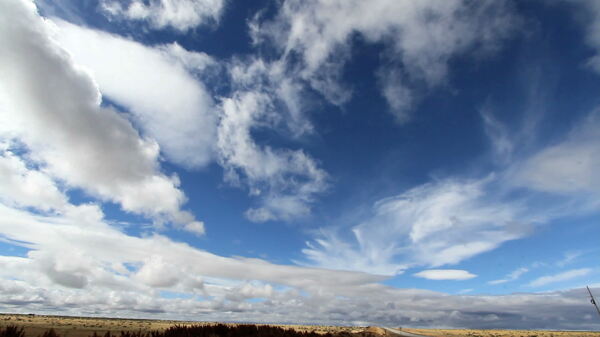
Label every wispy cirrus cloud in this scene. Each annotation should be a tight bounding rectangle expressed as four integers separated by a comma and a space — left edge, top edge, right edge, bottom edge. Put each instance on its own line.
528, 268, 593, 288
556, 251, 584, 267
303, 177, 531, 275
514, 111, 600, 198
303, 94, 600, 277
489, 267, 529, 285
414, 269, 477, 281
565, 0, 600, 72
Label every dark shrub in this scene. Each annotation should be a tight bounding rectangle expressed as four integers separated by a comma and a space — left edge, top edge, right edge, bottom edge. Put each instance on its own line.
41, 328, 58, 337
0, 326, 25, 337
2, 323, 359, 337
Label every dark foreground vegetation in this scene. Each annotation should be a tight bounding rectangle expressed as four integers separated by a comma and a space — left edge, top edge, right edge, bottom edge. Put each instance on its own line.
0, 324, 362, 337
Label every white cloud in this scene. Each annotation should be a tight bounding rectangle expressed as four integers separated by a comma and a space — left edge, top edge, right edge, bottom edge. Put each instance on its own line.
224, 282, 274, 302
300, 94, 600, 280
0, 148, 67, 212
515, 112, 600, 195
481, 107, 515, 164
566, 0, 600, 72
556, 251, 583, 267
377, 68, 414, 123
528, 268, 593, 288
100, 0, 225, 32
414, 269, 477, 281
253, 0, 517, 119
4, 0, 328, 225
0, 0, 198, 229
303, 178, 530, 275
0, 194, 598, 329
52, 17, 328, 223
209, 0, 517, 221
0, 207, 598, 330
227, 57, 314, 137
303, 108, 600, 279
489, 267, 529, 285
217, 91, 328, 222
134, 255, 180, 288
183, 221, 205, 236
0, 195, 597, 328
0, 201, 383, 295
51, 20, 218, 169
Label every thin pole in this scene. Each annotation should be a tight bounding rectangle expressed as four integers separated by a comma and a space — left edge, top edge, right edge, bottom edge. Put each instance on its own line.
588, 286, 600, 318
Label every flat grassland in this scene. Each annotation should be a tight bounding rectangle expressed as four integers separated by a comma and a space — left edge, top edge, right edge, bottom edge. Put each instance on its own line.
403, 328, 600, 337
2, 314, 599, 337
0, 314, 366, 337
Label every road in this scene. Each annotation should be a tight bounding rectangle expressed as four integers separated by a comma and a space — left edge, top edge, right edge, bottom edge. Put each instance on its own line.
382, 327, 431, 337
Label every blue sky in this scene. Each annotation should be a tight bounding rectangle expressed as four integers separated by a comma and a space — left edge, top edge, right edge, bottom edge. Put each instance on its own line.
1, 0, 600, 330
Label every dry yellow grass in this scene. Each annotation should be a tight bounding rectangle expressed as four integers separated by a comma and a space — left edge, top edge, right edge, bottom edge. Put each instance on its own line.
0, 314, 362, 337
4, 314, 598, 337
403, 328, 600, 337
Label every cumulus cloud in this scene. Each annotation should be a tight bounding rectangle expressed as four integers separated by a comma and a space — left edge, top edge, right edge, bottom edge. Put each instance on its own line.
224, 282, 274, 302
183, 221, 206, 236
134, 256, 181, 288
303, 178, 530, 275
227, 58, 314, 137
414, 269, 477, 281
528, 268, 593, 288
217, 91, 328, 222
209, 0, 518, 219
0, 200, 387, 306
6, 0, 328, 225
0, 0, 199, 229
100, 0, 225, 32
0, 147, 67, 212
2, 0, 600, 329
0, 198, 598, 328
253, 0, 517, 120
51, 20, 218, 169
50, 11, 326, 223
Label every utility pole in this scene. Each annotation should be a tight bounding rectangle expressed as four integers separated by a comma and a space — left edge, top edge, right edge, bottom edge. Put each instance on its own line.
588, 286, 600, 318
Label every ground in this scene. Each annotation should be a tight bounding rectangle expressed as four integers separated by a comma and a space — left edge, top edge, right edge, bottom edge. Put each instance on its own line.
403, 328, 600, 337
1, 314, 599, 337
0, 314, 365, 337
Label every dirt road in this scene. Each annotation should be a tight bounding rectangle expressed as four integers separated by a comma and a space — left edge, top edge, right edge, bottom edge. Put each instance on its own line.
382, 327, 431, 337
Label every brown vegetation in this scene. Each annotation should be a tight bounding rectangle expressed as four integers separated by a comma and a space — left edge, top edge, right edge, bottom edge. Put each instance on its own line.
3, 314, 599, 337
0, 315, 374, 337
0, 323, 371, 337
402, 328, 600, 337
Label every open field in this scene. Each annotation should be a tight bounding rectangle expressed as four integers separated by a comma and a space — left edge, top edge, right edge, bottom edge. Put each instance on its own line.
2, 314, 599, 337
403, 328, 600, 337
0, 314, 373, 337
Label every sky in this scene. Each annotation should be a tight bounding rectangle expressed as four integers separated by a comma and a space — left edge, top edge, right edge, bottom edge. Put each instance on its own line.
0, 0, 600, 330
